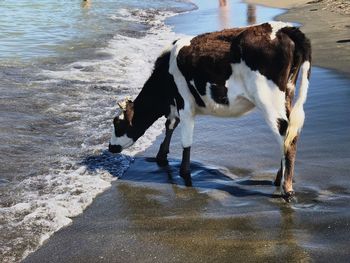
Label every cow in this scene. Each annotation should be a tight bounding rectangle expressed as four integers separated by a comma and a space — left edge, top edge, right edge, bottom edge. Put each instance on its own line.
109, 22, 311, 201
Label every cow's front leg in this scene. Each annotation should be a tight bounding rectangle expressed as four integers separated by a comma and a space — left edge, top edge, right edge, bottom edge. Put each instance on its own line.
179, 110, 194, 187
156, 118, 180, 166
180, 147, 192, 186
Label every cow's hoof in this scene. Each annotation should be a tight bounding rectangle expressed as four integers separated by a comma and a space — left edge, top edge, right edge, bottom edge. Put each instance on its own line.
180, 171, 192, 187
283, 191, 295, 203
184, 178, 192, 187
156, 157, 169, 167
184, 178, 193, 187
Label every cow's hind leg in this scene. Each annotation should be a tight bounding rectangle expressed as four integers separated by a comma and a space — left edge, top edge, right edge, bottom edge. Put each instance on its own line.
156, 117, 180, 166
283, 135, 298, 202
272, 116, 299, 202
274, 118, 289, 187
254, 87, 294, 200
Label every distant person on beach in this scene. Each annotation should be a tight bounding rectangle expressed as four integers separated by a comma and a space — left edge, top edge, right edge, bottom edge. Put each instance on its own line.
218, 0, 230, 29
82, 0, 91, 9
247, 4, 256, 25
219, 0, 227, 7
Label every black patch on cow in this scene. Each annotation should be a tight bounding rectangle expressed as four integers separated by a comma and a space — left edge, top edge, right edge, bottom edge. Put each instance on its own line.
125, 51, 182, 141
230, 37, 243, 64
193, 78, 207, 96
114, 117, 128, 137
277, 118, 288, 136
187, 81, 206, 107
210, 84, 229, 105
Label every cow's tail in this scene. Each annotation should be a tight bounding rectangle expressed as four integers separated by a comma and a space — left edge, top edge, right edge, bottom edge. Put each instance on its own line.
282, 27, 312, 152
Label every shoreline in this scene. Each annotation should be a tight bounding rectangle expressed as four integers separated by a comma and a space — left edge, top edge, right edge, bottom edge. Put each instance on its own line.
245, 0, 350, 76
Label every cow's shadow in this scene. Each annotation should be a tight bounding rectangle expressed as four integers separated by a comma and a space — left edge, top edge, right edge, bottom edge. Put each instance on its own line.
81, 151, 281, 199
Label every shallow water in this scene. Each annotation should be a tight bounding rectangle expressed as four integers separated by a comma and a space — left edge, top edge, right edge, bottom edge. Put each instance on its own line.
23, 155, 350, 262
0, 0, 192, 63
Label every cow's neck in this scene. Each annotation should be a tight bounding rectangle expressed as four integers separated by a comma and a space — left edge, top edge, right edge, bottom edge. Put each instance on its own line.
129, 51, 176, 141
133, 94, 163, 133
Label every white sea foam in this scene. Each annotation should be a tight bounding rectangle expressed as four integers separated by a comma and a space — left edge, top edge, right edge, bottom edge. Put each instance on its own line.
0, 7, 187, 263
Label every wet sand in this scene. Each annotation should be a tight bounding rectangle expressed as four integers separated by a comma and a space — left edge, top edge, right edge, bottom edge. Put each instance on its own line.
23, 151, 350, 262
23, 1, 350, 262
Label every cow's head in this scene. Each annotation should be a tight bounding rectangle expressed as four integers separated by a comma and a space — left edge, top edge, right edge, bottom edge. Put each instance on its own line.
109, 98, 135, 153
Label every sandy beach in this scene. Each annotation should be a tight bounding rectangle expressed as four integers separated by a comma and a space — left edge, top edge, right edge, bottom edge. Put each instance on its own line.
22, 0, 350, 262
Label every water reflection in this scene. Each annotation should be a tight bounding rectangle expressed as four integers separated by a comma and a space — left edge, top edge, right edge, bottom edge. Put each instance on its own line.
116, 183, 259, 261
218, 0, 230, 29
82, 0, 92, 9
276, 205, 311, 261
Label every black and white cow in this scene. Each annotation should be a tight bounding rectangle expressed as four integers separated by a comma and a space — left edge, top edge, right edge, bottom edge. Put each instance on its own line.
109, 22, 311, 201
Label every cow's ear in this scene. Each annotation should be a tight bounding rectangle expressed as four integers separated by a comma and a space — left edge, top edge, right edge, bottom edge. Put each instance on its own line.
125, 100, 134, 126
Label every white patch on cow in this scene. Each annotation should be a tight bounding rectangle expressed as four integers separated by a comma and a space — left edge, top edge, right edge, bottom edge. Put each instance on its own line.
268, 21, 293, 40
297, 61, 310, 105
110, 127, 134, 149
160, 41, 176, 56
169, 38, 194, 109
169, 37, 196, 148
284, 61, 310, 151
169, 37, 193, 65
194, 75, 255, 117
168, 119, 176, 130
118, 112, 125, 120
232, 61, 287, 143
190, 60, 286, 131
287, 81, 295, 93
